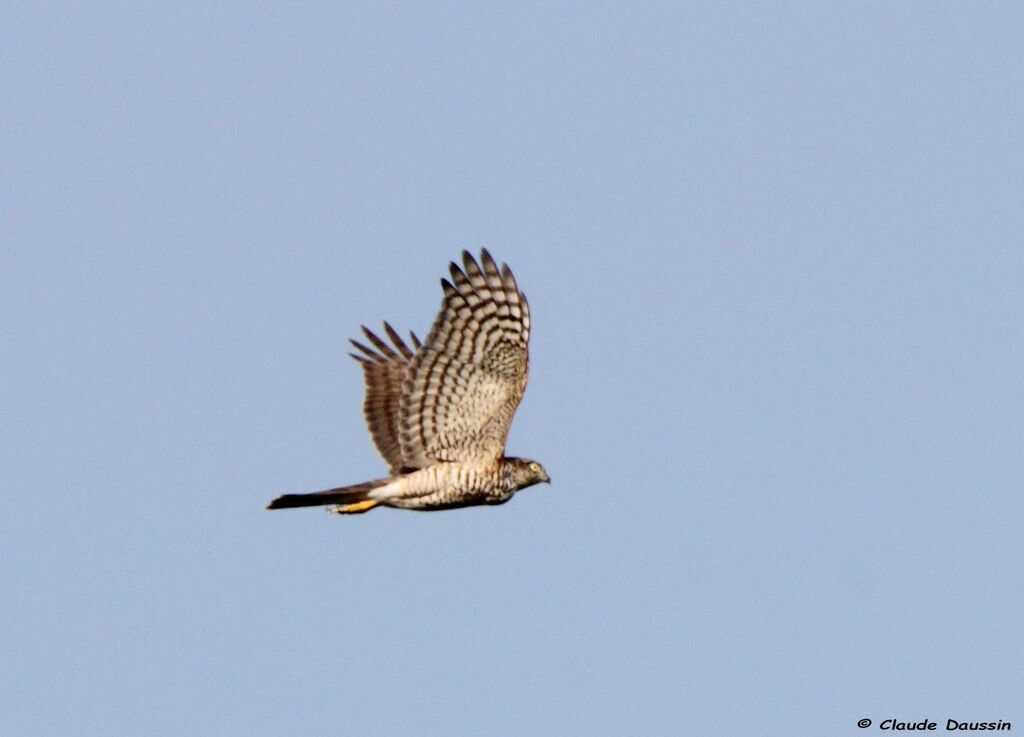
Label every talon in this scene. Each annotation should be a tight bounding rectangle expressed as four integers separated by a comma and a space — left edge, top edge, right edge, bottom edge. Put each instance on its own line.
328, 499, 379, 514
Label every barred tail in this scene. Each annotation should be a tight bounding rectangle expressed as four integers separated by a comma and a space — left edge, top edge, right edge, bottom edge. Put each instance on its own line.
265, 478, 389, 510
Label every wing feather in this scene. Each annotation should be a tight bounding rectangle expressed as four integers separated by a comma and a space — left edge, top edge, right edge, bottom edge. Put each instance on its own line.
349, 322, 420, 474
399, 249, 530, 466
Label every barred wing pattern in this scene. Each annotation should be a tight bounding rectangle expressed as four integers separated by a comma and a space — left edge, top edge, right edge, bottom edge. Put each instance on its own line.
399, 250, 531, 467
349, 323, 422, 474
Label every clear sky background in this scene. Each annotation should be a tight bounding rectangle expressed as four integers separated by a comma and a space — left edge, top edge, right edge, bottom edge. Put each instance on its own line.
3, 3, 1022, 736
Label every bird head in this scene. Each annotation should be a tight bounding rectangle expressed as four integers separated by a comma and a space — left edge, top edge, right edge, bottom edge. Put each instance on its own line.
509, 457, 551, 490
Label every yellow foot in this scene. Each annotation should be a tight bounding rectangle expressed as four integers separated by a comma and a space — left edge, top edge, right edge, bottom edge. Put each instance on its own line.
327, 499, 379, 515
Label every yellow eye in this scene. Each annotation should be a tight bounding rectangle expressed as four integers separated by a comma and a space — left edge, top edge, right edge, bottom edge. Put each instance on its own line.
529, 462, 540, 472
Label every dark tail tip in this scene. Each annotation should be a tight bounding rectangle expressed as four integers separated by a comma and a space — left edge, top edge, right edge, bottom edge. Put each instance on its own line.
266, 494, 307, 510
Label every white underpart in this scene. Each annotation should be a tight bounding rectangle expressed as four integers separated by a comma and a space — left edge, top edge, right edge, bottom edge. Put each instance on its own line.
368, 478, 404, 500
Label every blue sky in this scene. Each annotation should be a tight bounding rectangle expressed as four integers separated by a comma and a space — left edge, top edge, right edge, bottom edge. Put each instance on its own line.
3, 3, 1021, 735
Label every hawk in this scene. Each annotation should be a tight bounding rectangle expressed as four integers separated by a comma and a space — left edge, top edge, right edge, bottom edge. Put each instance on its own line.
266, 249, 550, 514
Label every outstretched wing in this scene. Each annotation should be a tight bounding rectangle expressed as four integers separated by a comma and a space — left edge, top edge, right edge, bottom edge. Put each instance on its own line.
399, 249, 531, 466
349, 323, 422, 474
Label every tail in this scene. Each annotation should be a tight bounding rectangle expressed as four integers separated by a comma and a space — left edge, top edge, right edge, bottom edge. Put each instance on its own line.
266, 478, 390, 513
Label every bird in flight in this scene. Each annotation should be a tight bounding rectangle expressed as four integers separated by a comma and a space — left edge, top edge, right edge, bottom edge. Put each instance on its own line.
266, 249, 550, 514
